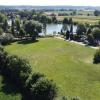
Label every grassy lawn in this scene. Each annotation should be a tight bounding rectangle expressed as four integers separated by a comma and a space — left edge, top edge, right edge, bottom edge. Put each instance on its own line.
4, 38, 100, 100
57, 16, 100, 24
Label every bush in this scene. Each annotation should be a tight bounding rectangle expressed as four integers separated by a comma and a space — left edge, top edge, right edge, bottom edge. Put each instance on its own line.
0, 46, 8, 72
30, 78, 57, 100
0, 33, 14, 45
93, 49, 100, 64
0, 28, 3, 35
6, 55, 32, 87
71, 97, 80, 100
76, 24, 86, 35
92, 28, 100, 40
61, 96, 68, 100
87, 34, 94, 45
27, 72, 44, 89
73, 34, 81, 41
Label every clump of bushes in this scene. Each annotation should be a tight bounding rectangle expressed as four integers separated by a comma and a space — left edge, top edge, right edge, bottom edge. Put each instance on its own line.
0, 33, 14, 45
61, 96, 80, 100
0, 46, 57, 100
29, 78, 57, 100
93, 48, 100, 64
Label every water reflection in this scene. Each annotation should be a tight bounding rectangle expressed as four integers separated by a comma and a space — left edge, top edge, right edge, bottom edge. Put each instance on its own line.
40, 24, 77, 35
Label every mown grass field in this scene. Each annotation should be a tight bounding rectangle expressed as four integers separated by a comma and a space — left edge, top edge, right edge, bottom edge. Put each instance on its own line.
3, 38, 100, 100
57, 16, 100, 24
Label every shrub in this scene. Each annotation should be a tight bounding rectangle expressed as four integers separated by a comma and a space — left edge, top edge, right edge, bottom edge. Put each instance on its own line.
0, 33, 14, 45
71, 96, 80, 100
76, 24, 86, 35
0, 46, 8, 72
87, 34, 94, 45
0, 27, 3, 35
93, 49, 100, 64
6, 55, 32, 87
19, 28, 26, 37
92, 28, 100, 40
73, 34, 81, 41
27, 72, 44, 89
61, 96, 68, 100
30, 78, 57, 100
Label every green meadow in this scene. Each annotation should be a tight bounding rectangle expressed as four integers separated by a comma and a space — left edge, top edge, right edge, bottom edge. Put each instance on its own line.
57, 16, 100, 24
2, 38, 100, 100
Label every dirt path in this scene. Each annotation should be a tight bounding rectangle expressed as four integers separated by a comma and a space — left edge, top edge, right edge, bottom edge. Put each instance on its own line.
54, 36, 99, 50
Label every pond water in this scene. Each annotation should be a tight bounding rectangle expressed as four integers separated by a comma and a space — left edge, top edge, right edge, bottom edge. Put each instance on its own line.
40, 24, 77, 35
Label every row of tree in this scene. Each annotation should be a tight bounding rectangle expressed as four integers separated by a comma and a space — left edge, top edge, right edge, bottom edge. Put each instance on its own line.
61, 17, 100, 46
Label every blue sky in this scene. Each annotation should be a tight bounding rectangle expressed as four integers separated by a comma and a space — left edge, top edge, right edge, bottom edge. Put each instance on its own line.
0, 0, 100, 6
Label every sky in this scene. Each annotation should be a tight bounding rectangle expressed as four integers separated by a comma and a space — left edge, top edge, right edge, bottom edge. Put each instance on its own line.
0, 0, 100, 6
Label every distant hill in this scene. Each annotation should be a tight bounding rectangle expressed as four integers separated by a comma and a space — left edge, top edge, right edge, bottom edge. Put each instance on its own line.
0, 5, 100, 10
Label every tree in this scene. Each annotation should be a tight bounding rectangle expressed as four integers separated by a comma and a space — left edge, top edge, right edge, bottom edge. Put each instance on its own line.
0, 27, 3, 34
52, 16, 57, 23
86, 27, 92, 35
92, 28, 100, 40
94, 10, 100, 16
0, 46, 8, 72
43, 23, 47, 36
19, 27, 26, 38
65, 31, 70, 40
40, 15, 47, 23
69, 24, 74, 40
70, 24, 73, 34
0, 33, 14, 45
3, 19, 8, 32
11, 19, 15, 36
30, 78, 57, 100
62, 24, 68, 33
76, 24, 86, 35
24, 20, 42, 40
63, 18, 69, 24
69, 18, 73, 24
72, 10, 77, 16
0, 13, 6, 23
87, 34, 94, 45
15, 18, 21, 32
6, 55, 32, 87
93, 49, 100, 64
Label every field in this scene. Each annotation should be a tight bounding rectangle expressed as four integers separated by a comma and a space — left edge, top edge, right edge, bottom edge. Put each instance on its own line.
45, 10, 94, 16
57, 16, 100, 24
3, 38, 100, 100
45, 10, 100, 24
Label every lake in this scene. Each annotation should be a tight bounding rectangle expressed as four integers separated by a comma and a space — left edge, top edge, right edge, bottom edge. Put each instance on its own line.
40, 24, 77, 35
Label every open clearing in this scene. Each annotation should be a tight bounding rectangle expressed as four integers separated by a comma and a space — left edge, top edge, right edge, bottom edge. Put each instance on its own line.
3, 38, 100, 100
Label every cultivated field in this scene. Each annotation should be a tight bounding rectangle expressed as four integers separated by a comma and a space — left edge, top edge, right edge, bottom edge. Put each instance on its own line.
57, 16, 100, 24
4, 38, 100, 100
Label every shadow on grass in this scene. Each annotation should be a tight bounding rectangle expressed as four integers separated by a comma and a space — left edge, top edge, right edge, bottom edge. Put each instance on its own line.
17, 39, 39, 45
